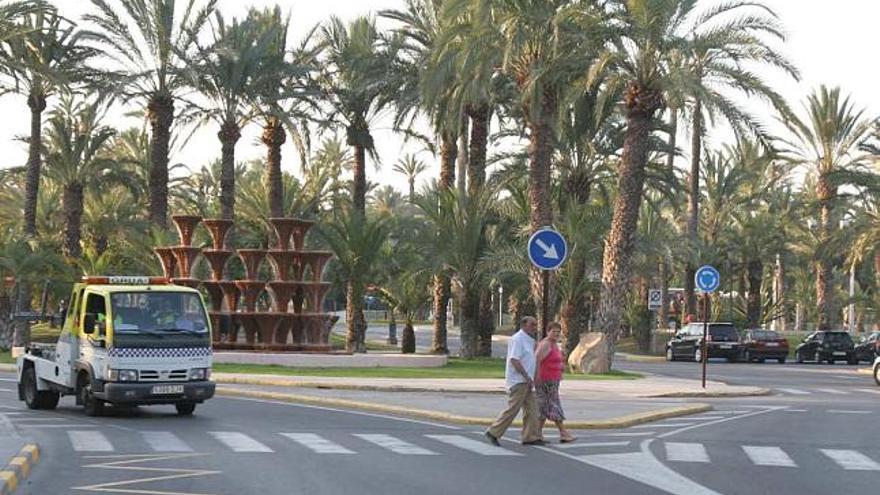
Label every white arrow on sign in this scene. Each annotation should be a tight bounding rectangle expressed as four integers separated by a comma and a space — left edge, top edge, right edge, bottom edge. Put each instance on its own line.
535, 238, 559, 260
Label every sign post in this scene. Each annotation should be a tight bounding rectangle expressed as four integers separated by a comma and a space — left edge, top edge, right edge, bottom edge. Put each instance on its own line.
527, 228, 568, 339
695, 265, 720, 389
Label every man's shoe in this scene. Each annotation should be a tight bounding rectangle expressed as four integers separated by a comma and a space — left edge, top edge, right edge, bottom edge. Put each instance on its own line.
484, 432, 500, 446
522, 439, 547, 446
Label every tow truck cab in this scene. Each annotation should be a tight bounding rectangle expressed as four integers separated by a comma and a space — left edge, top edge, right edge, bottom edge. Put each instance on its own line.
16, 276, 215, 416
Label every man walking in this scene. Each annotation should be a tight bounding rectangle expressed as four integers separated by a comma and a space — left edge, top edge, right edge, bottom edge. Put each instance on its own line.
485, 316, 545, 446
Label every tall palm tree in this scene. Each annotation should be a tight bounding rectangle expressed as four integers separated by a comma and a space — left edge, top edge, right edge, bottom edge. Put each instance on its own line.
85, 0, 216, 228
677, 0, 798, 316
316, 16, 398, 217
181, 11, 279, 221
392, 153, 428, 199
42, 95, 118, 259
589, 0, 692, 369
0, 4, 95, 237
786, 86, 874, 330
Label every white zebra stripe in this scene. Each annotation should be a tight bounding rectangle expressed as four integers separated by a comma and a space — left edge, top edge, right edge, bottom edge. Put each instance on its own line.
742, 446, 796, 467
68, 430, 114, 452
353, 434, 438, 455
281, 433, 355, 454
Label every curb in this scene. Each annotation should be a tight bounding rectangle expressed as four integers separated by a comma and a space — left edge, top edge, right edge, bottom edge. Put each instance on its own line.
0, 365, 14, 373
216, 386, 713, 429
647, 388, 772, 398
213, 375, 506, 394
615, 353, 666, 363
856, 368, 873, 375
0, 444, 39, 495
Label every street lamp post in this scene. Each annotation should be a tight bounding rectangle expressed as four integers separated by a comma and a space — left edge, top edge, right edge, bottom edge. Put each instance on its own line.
498, 285, 504, 328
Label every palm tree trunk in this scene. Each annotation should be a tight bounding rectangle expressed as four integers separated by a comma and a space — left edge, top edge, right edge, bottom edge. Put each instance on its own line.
62, 182, 84, 259
774, 254, 786, 331
746, 259, 763, 328
685, 99, 702, 318
147, 91, 173, 228
527, 92, 557, 334
261, 116, 286, 218
459, 284, 480, 359
24, 88, 46, 237
816, 174, 834, 330
595, 82, 662, 368
352, 143, 367, 215
431, 131, 458, 354
477, 290, 494, 356
457, 116, 468, 193
408, 178, 415, 200
466, 104, 489, 197
218, 120, 241, 221
346, 280, 366, 353
660, 108, 677, 329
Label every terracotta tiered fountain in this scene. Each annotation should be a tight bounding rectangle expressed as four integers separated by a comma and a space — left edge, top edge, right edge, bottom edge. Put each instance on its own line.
157, 214, 336, 352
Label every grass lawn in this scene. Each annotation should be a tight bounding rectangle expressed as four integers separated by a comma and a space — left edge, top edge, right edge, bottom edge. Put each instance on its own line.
0, 350, 11, 364
213, 357, 642, 380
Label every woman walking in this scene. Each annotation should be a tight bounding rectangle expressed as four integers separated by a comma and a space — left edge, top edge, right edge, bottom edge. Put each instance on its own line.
535, 322, 576, 443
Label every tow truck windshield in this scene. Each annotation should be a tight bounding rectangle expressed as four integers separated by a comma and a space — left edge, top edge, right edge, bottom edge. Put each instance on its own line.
110, 292, 209, 338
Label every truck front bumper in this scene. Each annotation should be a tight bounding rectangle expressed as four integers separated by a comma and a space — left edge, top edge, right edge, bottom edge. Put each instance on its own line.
97, 381, 216, 405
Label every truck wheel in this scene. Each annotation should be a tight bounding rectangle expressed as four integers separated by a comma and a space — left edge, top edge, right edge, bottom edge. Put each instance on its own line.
79, 376, 104, 417
175, 403, 196, 416
22, 367, 41, 410
874, 363, 880, 386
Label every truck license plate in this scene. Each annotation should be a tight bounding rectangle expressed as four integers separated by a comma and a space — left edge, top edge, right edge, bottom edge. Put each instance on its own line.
833, 352, 846, 356
765, 343, 778, 347
152, 385, 184, 395
720, 344, 732, 349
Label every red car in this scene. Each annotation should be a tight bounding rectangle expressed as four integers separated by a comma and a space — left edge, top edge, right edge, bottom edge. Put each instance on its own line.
741, 329, 788, 363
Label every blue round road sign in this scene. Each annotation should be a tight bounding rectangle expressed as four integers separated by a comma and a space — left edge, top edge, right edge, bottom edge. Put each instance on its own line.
528, 228, 568, 271
695, 265, 721, 293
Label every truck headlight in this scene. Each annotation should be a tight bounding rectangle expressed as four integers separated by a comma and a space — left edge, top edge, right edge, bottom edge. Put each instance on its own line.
108, 369, 138, 382
190, 368, 209, 381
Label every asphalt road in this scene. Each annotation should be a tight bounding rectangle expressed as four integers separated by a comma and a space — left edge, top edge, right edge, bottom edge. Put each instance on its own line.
1, 360, 878, 495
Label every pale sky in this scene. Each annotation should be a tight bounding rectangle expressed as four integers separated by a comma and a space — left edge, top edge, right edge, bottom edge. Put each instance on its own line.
0, 0, 878, 195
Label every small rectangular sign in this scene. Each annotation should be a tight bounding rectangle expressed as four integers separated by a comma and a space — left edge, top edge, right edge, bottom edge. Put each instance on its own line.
648, 290, 662, 309
109, 276, 150, 285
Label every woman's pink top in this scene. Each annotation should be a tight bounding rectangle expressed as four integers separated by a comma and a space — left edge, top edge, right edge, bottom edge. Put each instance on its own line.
538, 342, 563, 381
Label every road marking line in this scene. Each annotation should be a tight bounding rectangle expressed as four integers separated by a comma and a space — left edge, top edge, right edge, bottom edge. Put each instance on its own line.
0, 378, 18, 382
0, 388, 14, 392
602, 432, 655, 437
665, 442, 710, 463
820, 449, 880, 471
208, 432, 273, 453
353, 434, 438, 455
826, 410, 872, 414
777, 388, 810, 395
658, 406, 785, 439
69, 431, 114, 452
572, 449, 721, 495
813, 388, 848, 395
742, 446, 797, 467
855, 388, 880, 395
74, 453, 219, 494
280, 433, 355, 454
781, 409, 808, 412
18, 424, 94, 428
142, 431, 193, 452
632, 423, 694, 429
687, 416, 726, 421
425, 435, 522, 456
555, 441, 630, 450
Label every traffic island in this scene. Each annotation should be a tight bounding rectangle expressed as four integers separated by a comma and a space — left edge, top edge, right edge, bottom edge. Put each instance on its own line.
0, 444, 40, 495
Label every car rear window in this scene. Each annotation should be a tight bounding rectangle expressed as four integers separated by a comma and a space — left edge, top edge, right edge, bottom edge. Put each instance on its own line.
824, 332, 853, 343
709, 325, 738, 338
752, 330, 780, 340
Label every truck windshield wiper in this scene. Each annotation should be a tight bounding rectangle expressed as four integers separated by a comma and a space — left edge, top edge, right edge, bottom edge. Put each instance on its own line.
152, 328, 208, 336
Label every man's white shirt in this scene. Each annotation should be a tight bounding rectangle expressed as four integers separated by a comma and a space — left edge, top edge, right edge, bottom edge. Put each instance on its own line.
505, 329, 537, 390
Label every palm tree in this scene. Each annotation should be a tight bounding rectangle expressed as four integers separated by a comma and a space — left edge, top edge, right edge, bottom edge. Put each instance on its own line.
317, 211, 389, 353
0, 4, 95, 237
786, 86, 874, 330
181, 11, 279, 221
316, 16, 398, 216
42, 95, 118, 259
392, 153, 428, 199
84, 0, 216, 228
247, 5, 315, 218
589, 0, 691, 368
677, 0, 798, 316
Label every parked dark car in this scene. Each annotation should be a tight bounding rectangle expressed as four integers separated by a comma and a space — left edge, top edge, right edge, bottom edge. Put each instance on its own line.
854, 331, 880, 363
741, 329, 788, 363
666, 322, 742, 363
794, 331, 857, 364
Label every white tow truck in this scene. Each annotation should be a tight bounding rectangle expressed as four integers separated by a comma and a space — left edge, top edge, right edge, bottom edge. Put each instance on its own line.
16, 276, 215, 416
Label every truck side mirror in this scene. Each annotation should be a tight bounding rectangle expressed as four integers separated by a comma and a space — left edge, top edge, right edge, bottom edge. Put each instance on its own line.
83, 313, 96, 334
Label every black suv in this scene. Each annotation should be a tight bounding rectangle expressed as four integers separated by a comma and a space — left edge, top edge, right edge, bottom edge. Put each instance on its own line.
795, 331, 857, 364
666, 322, 742, 362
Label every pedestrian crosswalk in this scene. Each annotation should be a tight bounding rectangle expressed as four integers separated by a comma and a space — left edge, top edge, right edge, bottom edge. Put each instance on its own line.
776, 386, 880, 396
